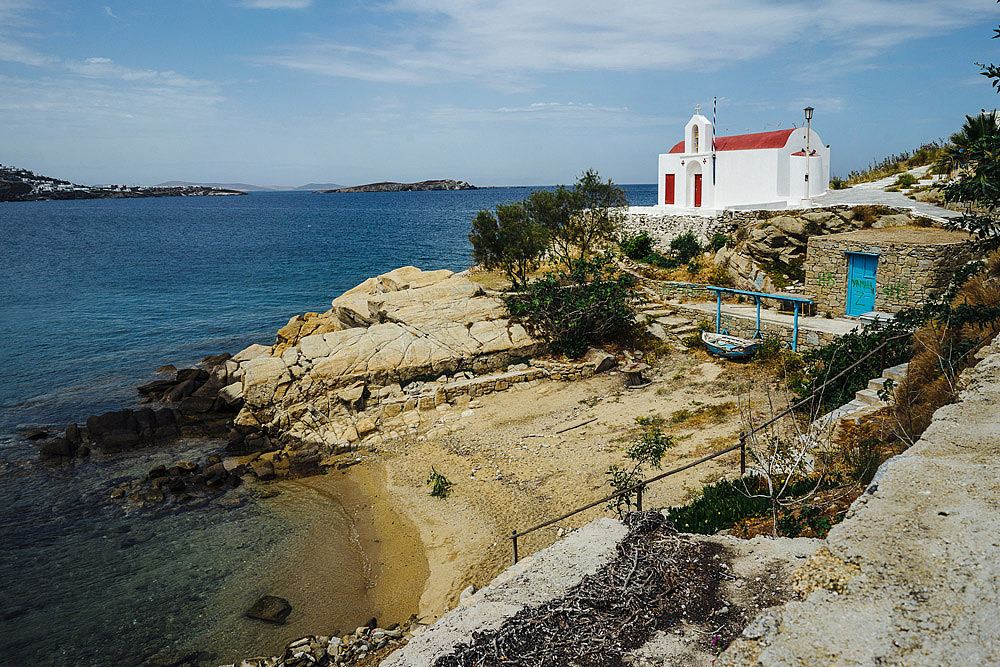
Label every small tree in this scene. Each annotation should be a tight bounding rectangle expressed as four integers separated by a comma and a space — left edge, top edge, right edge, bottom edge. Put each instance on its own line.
469, 202, 549, 288
529, 170, 627, 278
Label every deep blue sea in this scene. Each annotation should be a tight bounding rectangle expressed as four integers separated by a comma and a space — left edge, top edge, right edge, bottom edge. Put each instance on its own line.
0, 185, 656, 666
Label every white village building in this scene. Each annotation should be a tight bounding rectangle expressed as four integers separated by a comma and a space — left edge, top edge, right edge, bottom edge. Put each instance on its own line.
656, 110, 830, 211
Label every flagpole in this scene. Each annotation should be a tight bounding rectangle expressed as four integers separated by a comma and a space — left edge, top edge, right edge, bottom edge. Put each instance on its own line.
712, 96, 717, 187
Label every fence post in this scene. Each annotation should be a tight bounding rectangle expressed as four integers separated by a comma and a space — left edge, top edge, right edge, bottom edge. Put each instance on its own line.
511, 530, 518, 564
636, 484, 644, 512
740, 436, 746, 476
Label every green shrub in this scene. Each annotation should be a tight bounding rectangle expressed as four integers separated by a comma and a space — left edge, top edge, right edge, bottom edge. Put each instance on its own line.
427, 467, 454, 499
686, 258, 703, 274
709, 232, 732, 252
620, 231, 656, 260
503, 254, 636, 358
894, 172, 918, 188
670, 231, 703, 264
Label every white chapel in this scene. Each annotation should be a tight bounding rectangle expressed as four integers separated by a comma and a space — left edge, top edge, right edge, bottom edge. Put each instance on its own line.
657, 109, 830, 211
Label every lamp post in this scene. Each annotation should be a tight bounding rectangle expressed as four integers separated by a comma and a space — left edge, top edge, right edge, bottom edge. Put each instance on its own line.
803, 106, 814, 206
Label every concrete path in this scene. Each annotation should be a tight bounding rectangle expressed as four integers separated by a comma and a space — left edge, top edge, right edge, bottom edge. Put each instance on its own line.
719, 333, 1000, 666
812, 166, 962, 222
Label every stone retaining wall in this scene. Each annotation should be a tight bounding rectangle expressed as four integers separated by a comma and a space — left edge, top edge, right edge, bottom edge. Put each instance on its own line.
671, 304, 840, 352
621, 208, 742, 248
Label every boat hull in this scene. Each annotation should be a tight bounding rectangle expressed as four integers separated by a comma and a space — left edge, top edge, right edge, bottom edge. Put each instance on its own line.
701, 331, 760, 359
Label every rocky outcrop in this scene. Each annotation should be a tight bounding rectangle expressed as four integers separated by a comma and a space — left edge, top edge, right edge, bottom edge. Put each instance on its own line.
712, 206, 919, 294
318, 180, 476, 193
231, 267, 545, 449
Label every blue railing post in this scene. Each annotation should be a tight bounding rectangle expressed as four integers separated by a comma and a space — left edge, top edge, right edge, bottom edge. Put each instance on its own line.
716, 290, 722, 333
793, 302, 800, 351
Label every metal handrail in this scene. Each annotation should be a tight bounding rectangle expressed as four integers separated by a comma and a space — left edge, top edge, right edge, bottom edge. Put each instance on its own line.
509, 329, 912, 563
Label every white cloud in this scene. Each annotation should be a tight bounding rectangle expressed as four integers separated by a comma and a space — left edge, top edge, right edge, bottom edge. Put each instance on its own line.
239, 0, 312, 8
103, 5, 118, 18
259, 0, 995, 87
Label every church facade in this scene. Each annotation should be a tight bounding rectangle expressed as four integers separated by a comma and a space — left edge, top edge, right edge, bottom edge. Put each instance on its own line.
657, 112, 830, 210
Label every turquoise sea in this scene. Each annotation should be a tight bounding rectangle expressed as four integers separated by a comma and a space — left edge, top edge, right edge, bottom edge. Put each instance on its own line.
0, 185, 655, 666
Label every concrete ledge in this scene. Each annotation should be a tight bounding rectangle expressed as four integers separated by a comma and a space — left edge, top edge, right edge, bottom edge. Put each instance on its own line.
719, 333, 1000, 666
380, 518, 628, 667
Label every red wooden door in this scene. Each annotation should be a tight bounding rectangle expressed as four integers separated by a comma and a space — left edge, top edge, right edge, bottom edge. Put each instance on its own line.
694, 174, 702, 207
664, 174, 675, 205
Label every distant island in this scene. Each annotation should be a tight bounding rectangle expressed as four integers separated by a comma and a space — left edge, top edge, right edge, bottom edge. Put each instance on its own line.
155, 181, 345, 192
318, 179, 477, 193
0, 165, 246, 202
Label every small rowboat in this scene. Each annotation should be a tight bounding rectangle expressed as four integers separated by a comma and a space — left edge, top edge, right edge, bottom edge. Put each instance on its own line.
701, 331, 760, 359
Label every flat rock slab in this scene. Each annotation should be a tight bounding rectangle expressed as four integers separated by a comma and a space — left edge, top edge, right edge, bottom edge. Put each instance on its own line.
719, 335, 1000, 666
380, 518, 628, 667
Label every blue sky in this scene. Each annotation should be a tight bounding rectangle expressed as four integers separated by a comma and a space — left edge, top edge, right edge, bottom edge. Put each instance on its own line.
1, 0, 999, 186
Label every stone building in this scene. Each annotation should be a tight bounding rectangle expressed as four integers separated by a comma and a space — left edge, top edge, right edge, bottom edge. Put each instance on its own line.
804, 227, 976, 318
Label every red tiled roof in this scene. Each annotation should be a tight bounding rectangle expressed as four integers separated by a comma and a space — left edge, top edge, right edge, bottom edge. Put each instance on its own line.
669, 128, 797, 154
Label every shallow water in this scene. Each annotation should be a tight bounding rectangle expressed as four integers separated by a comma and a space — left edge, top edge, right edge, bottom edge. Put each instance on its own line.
0, 184, 656, 665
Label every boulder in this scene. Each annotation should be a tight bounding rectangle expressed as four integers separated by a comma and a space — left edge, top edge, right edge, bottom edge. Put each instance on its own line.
86, 410, 140, 452
252, 459, 275, 480
164, 379, 198, 403
218, 382, 244, 405
242, 357, 290, 406
24, 429, 48, 441
64, 423, 82, 445
245, 595, 292, 624
179, 395, 217, 415
137, 379, 178, 395
39, 437, 73, 459
335, 381, 366, 408
583, 348, 617, 374
233, 344, 272, 363
175, 368, 210, 384
770, 215, 805, 236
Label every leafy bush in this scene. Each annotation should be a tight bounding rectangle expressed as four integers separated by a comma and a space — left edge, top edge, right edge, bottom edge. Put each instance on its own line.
894, 172, 918, 188
504, 254, 636, 357
709, 232, 732, 252
686, 258, 703, 274
707, 264, 734, 287
427, 467, 454, 498
670, 231, 703, 264
620, 231, 656, 260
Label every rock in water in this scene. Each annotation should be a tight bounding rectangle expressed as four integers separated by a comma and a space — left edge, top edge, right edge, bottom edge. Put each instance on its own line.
246, 595, 292, 624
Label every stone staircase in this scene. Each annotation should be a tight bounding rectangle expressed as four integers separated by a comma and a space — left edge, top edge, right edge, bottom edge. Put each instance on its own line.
635, 300, 699, 344
817, 362, 908, 426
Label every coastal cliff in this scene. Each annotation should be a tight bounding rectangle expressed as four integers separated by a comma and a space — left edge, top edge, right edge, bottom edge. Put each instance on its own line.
318, 180, 476, 193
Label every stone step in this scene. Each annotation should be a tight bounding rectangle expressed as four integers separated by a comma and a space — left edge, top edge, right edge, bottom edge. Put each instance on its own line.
654, 315, 689, 327
854, 388, 884, 407
882, 363, 908, 383
867, 376, 889, 393
641, 309, 676, 318
670, 324, 700, 336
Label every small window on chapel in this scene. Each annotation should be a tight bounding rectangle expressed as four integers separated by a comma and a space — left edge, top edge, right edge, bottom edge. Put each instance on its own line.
692, 125, 699, 153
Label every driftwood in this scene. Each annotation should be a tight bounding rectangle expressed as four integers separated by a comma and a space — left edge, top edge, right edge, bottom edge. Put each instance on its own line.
434, 512, 739, 667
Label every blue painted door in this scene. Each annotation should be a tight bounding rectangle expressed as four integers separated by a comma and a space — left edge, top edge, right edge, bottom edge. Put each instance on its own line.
846, 253, 877, 316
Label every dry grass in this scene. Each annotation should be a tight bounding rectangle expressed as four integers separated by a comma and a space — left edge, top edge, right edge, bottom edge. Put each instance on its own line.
892, 249, 1000, 444
669, 401, 736, 427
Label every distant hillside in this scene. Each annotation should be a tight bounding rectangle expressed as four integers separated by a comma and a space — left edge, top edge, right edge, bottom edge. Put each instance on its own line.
1, 165, 243, 202
319, 179, 476, 193
155, 181, 344, 192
